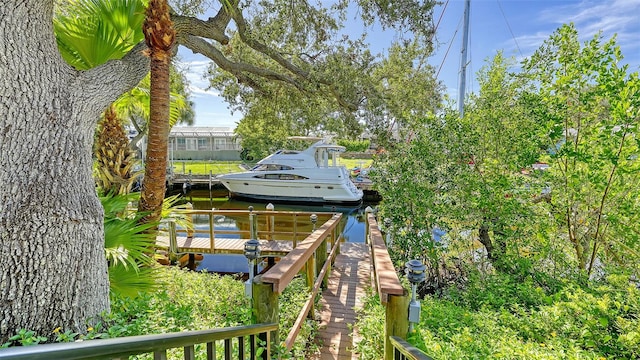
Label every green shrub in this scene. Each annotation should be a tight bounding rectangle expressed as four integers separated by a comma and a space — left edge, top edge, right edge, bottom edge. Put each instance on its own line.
277, 276, 320, 358
352, 289, 385, 360
444, 270, 550, 311
417, 275, 640, 359
337, 139, 370, 152
2, 267, 320, 359
353, 273, 640, 359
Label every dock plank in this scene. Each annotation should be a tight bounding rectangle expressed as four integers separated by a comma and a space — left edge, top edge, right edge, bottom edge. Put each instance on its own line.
156, 235, 294, 255
309, 243, 371, 360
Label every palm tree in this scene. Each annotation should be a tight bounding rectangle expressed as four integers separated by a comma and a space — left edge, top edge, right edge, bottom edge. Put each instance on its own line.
54, 0, 189, 194
138, 0, 175, 226
94, 105, 141, 195
54, 0, 147, 70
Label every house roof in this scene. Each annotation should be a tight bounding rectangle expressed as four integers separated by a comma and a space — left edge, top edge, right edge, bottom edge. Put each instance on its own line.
169, 127, 235, 137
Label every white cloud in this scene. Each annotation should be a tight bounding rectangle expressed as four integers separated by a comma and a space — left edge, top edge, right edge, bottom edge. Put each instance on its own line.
190, 87, 220, 98
538, 0, 640, 65
509, 32, 553, 55
175, 58, 222, 98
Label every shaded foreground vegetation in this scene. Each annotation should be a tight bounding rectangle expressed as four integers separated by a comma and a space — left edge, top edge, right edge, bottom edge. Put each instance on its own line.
1, 267, 318, 358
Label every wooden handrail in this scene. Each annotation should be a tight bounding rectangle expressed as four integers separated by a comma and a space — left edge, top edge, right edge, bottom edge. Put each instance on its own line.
260, 213, 342, 293
175, 208, 334, 218
368, 213, 404, 304
159, 209, 335, 257
250, 212, 343, 355
283, 234, 341, 350
0, 323, 278, 360
389, 336, 433, 360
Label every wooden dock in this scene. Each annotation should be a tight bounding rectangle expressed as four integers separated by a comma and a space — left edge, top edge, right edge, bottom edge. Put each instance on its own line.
155, 209, 336, 260
310, 243, 372, 360
156, 234, 294, 256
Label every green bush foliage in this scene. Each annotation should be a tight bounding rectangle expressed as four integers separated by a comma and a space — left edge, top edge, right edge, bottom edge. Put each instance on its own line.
354, 273, 640, 359
359, 22, 640, 360
337, 139, 370, 152
2, 267, 319, 359
352, 289, 386, 360
419, 276, 640, 359
276, 277, 320, 358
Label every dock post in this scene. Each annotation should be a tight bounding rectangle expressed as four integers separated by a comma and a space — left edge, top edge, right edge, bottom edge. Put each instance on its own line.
185, 202, 194, 237
252, 276, 279, 360
265, 203, 275, 241
248, 206, 258, 240
305, 252, 316, 319
312, 214, 328, 288
384, 293, 410, 360
332, 215, 341, 255
168, 221, 178, 257
266, 203, 275, 267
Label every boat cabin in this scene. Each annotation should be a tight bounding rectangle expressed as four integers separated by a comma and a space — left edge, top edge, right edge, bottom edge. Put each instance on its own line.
252, 141, 345, 170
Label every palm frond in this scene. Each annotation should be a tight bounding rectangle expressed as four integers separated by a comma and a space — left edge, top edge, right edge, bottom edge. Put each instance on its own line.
161, 195, 195, 232
54, 0, 146, 70
104, 217, 156, 268
100, 192, 139, 216
108, 263, 158, 298
102, 192, 160, 298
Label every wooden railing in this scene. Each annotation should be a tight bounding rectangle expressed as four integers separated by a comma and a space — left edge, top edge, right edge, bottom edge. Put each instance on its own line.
0, 323, 277, 360
390, 336, 433, 360
158, 208, 335, 257
366, 213, 432, 360
251, 213, 343, 353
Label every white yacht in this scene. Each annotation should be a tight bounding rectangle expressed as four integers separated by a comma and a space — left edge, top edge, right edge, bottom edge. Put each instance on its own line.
217, 139, 363, 204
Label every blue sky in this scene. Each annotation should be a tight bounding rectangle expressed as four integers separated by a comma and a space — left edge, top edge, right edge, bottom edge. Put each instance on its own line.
177, 0, 640, 128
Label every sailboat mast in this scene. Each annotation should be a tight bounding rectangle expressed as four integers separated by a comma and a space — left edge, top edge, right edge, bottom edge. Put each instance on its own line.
458, 0, 471, 117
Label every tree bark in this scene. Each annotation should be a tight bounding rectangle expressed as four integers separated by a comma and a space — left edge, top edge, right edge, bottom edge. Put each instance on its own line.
478, 220, 510, 272
478, 223, 495, 261
138, 0, 175, 226
0, 0, 148, 341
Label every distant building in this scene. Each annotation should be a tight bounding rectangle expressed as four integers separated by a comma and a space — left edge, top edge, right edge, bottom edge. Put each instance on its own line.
168, 127, 241, 161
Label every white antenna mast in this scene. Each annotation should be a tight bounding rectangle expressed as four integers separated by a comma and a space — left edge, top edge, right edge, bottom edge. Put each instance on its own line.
458, 0, 471, 117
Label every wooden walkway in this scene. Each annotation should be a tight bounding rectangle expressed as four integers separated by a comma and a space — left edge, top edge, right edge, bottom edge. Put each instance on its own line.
156, 235, 294, 256
311, 242, 372, 359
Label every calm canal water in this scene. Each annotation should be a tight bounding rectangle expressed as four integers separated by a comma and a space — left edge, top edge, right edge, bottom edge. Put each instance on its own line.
178, 190, 372, 272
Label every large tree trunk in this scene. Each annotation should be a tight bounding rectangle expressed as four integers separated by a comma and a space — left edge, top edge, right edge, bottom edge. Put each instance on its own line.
138, 0, 175, 225
0, 1, 148, 341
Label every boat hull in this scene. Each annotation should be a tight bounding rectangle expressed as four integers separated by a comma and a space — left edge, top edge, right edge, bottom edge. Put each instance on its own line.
217, 173, 363, 205
230, 192, 362, 205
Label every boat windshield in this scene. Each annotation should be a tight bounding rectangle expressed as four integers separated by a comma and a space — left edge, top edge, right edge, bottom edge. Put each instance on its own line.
251, 164, 294, 171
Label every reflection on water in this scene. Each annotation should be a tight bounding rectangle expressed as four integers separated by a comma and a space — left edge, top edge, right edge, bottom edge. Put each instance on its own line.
179, 191, 372, 272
